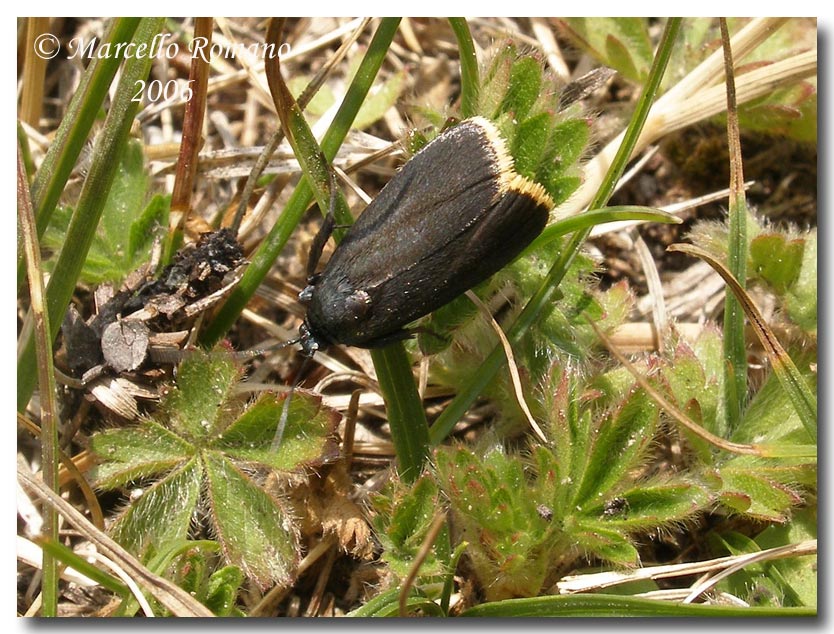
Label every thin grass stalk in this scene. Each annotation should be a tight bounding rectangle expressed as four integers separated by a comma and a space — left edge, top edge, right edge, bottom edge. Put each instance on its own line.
231, 18, 372, 232
18, 145, 60, 616
17, 121, 35, 178
527, 205, 680, 253
429, 17, 683, 444
262, 18, 349, 221
669, 244, 817, 442
370, 346, 431, 482
448, 18, 479, 118
459, 592, 815, 617
19, 18, 50, 127
17, 18, 164, 412
719, 18, 748, 431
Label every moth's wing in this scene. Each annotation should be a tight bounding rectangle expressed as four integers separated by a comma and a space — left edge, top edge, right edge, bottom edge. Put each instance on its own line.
367, 175, 551, 328
326, 119, 503, 288
446, 179, 551, 280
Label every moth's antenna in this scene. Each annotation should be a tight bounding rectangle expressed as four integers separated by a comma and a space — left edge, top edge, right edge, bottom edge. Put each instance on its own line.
236, 337, 302, 361
270, 353, 313, 452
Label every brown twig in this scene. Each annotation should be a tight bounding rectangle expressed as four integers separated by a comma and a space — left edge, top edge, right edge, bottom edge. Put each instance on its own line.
169, 17, 213, 235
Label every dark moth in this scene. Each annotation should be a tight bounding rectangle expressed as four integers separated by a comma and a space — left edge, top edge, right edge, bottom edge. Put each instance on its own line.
298, 117, 554, 355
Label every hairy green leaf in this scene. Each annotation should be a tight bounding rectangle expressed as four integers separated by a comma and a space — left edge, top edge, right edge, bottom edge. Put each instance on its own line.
203, 452, 300, 588
215, 390, 340, 471
110, 459, 201, 556
91, 420, 194, 488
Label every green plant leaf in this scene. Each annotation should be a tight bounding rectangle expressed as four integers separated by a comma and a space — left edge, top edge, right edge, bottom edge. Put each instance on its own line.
537, 105, 591, 179
529, 204, 679, 254
511, 111, 551, 177
417, 293, 478, 355
570, 520, 639, 565
112, 538, 220, 617
711, 507, 816, 609
715, 468, 802, 522
109, 458, 202, 557
90, 346, 339, 588
560, 18, 653, 82
173, 545, 208, 602
572, 387, 658, 507
204, 565, 245, 616
734, 362, 815, 447
589, 480, 710, 531
737, 79, 817, 142
214, 390, 340, 471
753, 507, 817, 607
498, 56, 543, 122
660, 336, 724, 455
476, 43, 590, 207
354, 68, 405, 130
371, 475, 445, 580
436, 444, 572, 600
90, 420, 195, 488
785, 230, 817, 334
164, 348, 242, 441
541, 370, 590, 494
671, 240, 817, 442
750, 233, 805, 294
128, 193, 170, 265
202, 452, 300, 588
286, 75, 336, 116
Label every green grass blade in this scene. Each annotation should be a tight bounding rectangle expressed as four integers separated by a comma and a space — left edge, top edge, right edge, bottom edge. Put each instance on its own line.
460, 593, 816, 617
346, 587, 441, 617
527, 205, 681, 252
36, 538, 130, 597
17, 121, 35, 178
261, 19, 353, 231
448, 18, 479, 118
371, 346, 431, 482
19, 146, 60, 616
719, 19, 749, 432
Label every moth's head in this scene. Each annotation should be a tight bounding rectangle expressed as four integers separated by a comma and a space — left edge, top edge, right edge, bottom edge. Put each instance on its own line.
298, 320, 325, 358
